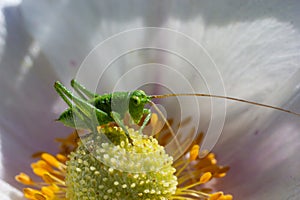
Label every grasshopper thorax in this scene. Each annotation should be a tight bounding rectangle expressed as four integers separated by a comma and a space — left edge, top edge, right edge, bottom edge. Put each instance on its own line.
129, 90, 151, 124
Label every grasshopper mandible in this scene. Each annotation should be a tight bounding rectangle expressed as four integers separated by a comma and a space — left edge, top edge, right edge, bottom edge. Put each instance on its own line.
54, 79, 300, 144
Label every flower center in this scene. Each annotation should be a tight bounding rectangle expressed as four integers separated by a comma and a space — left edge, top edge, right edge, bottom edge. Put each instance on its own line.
66, 126, 178, 200
15, 115, 233, 200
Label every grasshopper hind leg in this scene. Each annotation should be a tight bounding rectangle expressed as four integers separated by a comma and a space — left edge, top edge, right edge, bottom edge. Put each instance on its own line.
71, 79, 99, 100
54, 81, 109, 131
54, 81, 74, 108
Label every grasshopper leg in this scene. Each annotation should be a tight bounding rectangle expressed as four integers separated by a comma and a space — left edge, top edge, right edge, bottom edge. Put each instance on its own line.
54, 81, 92, 127
54, 81, 74, 108
55, 81, 109, 130
55, 81, 102, 117
111, 111, 134, 145
139, 109, 152, 134
71, 79, 98, 100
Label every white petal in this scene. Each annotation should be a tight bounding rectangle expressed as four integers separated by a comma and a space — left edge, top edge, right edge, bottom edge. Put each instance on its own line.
214, 93, 300, 199
0, 2, 70, 188
0, 179, 23, 200
20, 0, 300, 113
0, 3, 7, 63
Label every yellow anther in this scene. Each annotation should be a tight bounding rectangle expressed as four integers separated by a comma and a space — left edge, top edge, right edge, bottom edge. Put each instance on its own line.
211, 158, 217, 165
41, 153, 61, 168
207, 152, 215, 159
151, 113, 158, 127
15, 173, 34, 185
41, 173, 57, 184
189, 145, 200, 161
24, 188, 41, 199
47, 184, 60, 192
42, 173, 65, 185
31, 151, 45, 158
215, 172, 227, 178
56, 154, 67, 163
31, 160, 53, 172
219, 194, 233, 200
34, 193, 47, 200
97, 126, 102, 133
218, 166, 230, 174
209, 192, 224, 200
199, 172, 212, 184
41, 186, 55, 198
200, 165, 219, 174
33, 168, 48, 177
204, 153, 217, 165
24, 188, 35, 194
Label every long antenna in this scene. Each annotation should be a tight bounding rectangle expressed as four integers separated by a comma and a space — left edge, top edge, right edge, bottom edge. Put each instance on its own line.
149, 101, 185, 157
149, 101, 176, 137
151, 93, 300, 117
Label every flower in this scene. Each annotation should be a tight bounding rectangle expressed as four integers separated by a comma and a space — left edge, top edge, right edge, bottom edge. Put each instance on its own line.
1, 0, 300, 199
15, 116, 232, 199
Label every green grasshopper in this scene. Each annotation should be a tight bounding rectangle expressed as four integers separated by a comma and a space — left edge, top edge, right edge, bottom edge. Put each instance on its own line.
54, 79, 300, 144
54, 80, 153, 144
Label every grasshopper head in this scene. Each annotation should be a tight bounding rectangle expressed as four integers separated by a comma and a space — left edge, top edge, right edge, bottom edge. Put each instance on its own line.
129, 90, 151, 124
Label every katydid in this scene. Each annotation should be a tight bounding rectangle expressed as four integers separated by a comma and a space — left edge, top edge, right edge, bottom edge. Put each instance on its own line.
54, 79, 300, 144
54, 80, 152, 144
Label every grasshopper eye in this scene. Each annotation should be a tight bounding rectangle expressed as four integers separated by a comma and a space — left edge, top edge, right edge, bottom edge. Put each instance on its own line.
132, 96, 140, 106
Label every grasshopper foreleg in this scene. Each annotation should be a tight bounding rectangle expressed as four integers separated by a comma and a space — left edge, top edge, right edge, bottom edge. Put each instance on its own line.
111, 111, 134, 144
139, 109, 152, 134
